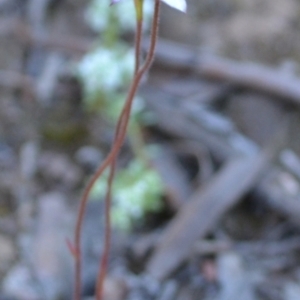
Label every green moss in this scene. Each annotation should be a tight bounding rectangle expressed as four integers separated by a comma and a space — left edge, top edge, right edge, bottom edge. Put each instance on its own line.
42, 122, 88, 146
92, 157, 164, 231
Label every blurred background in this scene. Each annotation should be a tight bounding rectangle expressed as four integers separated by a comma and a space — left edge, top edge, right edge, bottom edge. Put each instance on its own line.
1, 0, 300, 299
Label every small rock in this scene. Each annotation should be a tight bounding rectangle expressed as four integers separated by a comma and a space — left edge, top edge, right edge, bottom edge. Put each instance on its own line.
0, 234, 16, 274
38, 151, 82, 188
157, 280, 178, 300
2, 264, 40, 300
19, 141, 39, 180
30, 192, 73, 299
75, 146, 103, 172
103, 276, 128, 300
0, 143, 15, 169
216, 252, 257, 300
284, 282, 300, 300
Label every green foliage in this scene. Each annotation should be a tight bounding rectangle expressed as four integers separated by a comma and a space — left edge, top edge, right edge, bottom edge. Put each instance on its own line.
76, 0, 153, 119
109, 0, 187, 13
77, 0, 164, 231
77, 45, 134, 111
92, 155, 164, 231
86, 0, 153, 33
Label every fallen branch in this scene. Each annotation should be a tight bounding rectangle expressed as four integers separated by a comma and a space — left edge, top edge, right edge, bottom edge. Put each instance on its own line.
1, 19, 91, 54
146, 122, 288, 280
144, 38, 300, 105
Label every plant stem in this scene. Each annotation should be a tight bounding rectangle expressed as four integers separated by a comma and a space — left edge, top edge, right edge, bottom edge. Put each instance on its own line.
74, 0, 160, 299
103, 9, 119, 47
134, 19, 143, 74
94, 2, 144, 299
94, 114, 123, 300
128, 120, 148, 163
94, 165, 113, 299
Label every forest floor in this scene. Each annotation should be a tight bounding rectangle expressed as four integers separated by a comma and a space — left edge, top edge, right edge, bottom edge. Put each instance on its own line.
2, 0, 300, 299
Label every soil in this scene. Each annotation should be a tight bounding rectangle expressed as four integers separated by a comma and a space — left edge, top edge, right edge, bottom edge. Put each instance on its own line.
1, 0, 300, 299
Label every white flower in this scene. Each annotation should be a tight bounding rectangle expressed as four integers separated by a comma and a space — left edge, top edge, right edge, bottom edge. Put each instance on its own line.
111, 0, 186, 12
87, 0, 154, 32
77, 46, 134, 102
160, 0, 186, 12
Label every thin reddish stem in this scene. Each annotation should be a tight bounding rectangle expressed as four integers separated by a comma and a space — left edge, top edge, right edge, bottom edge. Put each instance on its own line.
94, 112, 124, 300
94, 165, 113, 299
134, 19, 143, 74
94, 4, 144, 300
74, 1, 160, 299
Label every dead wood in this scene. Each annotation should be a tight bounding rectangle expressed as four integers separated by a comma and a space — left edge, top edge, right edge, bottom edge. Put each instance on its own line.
142, 85, 257, 161
143, 85, 300, 232
146, 124, 287, 280
0, 70, 34, 90
144, 38, 300, 106
152, 146, 192, 210
259, 172, 300, 228
194, 237, 300, 256
0, 19, 91, 54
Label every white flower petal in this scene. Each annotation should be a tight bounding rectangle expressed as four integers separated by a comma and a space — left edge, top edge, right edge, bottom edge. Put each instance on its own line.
162, 0, 186, 12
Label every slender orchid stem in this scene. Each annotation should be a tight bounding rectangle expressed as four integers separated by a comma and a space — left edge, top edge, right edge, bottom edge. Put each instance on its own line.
94, 113, 124, 300
134, 0, 144, 73
74, 1, 160, 299
94, 164, 113, 299
134, 19, 143, 74
94, 3, 144, 300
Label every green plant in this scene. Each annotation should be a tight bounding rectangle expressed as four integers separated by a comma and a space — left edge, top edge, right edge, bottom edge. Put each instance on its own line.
77, 0, 153, 114
72, 1, 186, 299
92, 154, 164, 231
77, 0, 163, 231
